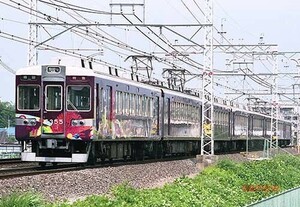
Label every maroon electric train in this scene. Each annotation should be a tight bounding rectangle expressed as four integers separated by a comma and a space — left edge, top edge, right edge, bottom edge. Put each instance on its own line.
15, 59, 292, 165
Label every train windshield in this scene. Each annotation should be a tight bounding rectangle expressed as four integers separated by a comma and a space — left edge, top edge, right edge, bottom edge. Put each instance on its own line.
67, 85, 91, 111
18, 85, 40, 110
46, 85, 62, 111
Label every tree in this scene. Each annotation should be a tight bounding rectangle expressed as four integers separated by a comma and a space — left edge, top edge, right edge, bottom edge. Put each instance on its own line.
0, 100, 15, 128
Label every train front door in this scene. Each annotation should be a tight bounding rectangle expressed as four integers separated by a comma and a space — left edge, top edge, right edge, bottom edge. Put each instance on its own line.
42, 81, 65, 135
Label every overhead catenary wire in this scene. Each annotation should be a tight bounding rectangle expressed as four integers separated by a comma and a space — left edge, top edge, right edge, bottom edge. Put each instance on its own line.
1, 0, 293, 105
39, 0, 118, 15
43, 0, 207, 73
45, 0, 203, 72
128, 13, 204, 70
3, 0, 192, 73
191, 0, 277, 92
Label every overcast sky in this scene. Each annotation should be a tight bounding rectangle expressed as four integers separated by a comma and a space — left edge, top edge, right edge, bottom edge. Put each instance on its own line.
1, 0, 300, 102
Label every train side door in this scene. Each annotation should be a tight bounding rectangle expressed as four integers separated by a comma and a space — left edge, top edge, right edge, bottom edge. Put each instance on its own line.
101, 85, 112, 137
96, 83, 100, 131
165, 97, 170, 136
248, 115, 253, 137
42, 81, 65, 134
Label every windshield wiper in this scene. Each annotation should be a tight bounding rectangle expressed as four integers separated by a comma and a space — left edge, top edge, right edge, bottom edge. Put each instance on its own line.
67, 99, 79, 111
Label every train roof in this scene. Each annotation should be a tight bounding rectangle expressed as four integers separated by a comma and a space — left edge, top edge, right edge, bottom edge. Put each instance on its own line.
16, 65, 96, 76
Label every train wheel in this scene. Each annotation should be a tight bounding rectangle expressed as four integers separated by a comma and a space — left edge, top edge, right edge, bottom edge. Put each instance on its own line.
39, 162, 46, 168
123, 155, 128, 161
100, 157, 106, 164
87, 142, 96, 165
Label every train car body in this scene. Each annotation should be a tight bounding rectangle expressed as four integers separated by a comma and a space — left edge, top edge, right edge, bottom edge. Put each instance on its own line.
15, 61, 292, 164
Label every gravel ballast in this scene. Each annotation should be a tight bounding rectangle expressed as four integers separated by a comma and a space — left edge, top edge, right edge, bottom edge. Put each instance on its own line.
1, 149, 298, 202
0, 159, 200, 201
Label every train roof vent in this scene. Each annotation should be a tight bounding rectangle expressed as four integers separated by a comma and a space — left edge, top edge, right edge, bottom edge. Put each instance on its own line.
184, 89, 192, 94
88, 61, 93, 69
81, 59, 85, 68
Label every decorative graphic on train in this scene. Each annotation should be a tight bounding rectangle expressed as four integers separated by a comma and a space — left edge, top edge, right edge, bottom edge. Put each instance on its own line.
97, 112, 150, 139
98, 107, 110, 138
203, 120, 212, 136
15, 114, 42, 139
41, 112, 93, 141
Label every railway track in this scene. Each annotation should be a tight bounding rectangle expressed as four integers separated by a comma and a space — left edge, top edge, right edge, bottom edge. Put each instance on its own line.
0, 164, 80, 180
3, 147, 292, 180
0, 158, 21, 164
0, 155, 195, 180
0, 159, 37, 171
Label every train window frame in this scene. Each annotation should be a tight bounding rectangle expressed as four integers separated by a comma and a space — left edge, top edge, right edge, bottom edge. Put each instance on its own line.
137, 95, 142, 116
175, 102, 179, 120
136, 94, 139, 116
116, 91, 122, 115
142, 95, 147, 116
132, 94, 136, 116
129, 93, 133, 115
147, 96, 151, 117
45, 85, 63, 111
120, 91, 124, 115
115, 91, 119, 114
149, 97, 153, 117
17, 84, 40, 111
125, 92, 130, 115
66, 85, 91, 112
182, 104, 185, 121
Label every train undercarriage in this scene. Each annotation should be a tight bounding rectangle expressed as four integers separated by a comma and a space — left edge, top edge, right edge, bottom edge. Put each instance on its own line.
20, 137, 291, 166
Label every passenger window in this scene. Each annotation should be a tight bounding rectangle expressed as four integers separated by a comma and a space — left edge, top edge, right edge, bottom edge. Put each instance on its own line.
18, 85, 40, 110
46, 85, 62, 111
67, 85, 91, 111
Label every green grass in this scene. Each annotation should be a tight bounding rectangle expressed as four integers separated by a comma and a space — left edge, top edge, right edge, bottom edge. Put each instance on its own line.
0, 192, 45, 207
3, 155, 300, 207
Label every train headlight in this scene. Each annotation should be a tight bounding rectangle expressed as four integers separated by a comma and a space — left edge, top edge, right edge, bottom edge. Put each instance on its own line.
30, 119, 37, 126
22, 118, 37, 126
46, 66, 61, 74
72, 120, 78, 126
71, 120, 85, 126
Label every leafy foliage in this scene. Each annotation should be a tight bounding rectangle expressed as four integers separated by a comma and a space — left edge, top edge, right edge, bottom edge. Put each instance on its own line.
66, 155, 300, 207
0, 192, 45, 207
0, 100, 15, 128
4, 155, 300, 207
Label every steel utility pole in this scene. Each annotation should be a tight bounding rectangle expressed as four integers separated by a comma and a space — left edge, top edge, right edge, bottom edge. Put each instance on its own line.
270, 51, 279, 152
201, 0, 214, 156
28, 0, 38, 66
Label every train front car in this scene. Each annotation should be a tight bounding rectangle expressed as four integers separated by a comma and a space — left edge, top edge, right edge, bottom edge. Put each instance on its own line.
15, 65, 94, 165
